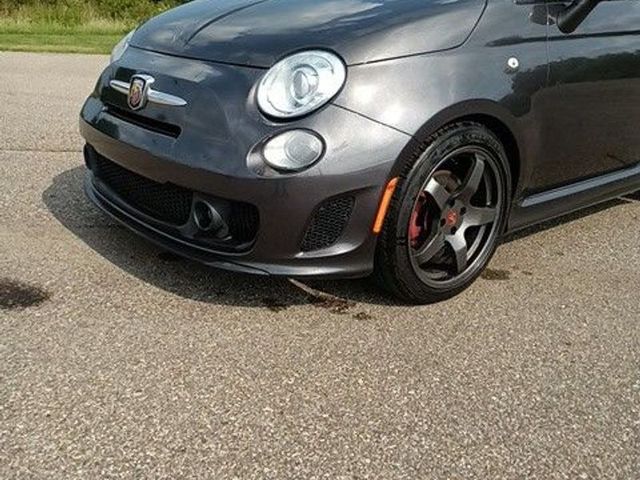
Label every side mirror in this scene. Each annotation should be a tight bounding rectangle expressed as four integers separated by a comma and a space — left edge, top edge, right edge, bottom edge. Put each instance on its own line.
556, 0, 601, 34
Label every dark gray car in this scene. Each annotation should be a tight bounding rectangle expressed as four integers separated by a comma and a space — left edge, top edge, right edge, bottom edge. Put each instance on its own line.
80, 0, 640, 303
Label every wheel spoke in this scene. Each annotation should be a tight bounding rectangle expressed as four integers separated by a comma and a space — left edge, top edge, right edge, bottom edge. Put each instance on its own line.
424, 178, 451, 211
447, 233, 469, 274
414, 232, 445, 265
465, 206, 497, 227
458, 155, 486, 203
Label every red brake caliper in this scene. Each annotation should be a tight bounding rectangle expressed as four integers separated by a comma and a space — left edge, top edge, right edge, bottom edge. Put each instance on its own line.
409, 193, 428, 248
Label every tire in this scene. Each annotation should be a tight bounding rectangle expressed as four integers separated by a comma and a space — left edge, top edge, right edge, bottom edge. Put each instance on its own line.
374, 121, 512, 304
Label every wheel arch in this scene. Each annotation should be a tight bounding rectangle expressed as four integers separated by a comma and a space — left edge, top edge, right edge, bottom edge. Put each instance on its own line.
391, 101, 524, 199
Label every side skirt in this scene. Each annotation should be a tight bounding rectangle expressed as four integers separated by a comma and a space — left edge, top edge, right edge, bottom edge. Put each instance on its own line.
508, 162, 640, 232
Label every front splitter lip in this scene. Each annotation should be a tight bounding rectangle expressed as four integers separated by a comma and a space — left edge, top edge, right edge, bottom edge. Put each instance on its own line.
84, 175, 374, 279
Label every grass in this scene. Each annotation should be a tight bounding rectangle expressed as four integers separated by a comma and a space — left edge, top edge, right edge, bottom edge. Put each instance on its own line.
0, 1, 183, 54
0, 19, 130, 54
0, 32, 121, 54
0, 21, 128, 54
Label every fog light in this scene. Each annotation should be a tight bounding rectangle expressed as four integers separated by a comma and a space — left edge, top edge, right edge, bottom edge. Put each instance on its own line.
262, 130, 324, 172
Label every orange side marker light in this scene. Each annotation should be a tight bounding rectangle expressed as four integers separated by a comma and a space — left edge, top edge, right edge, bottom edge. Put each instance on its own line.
373, 177, 399, 234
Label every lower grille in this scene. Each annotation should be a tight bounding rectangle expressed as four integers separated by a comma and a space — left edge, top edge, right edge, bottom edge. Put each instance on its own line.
88, 150, 260, 250
93, 153, 193, 225
227, 203, 260, 243
301, 196, 355, 252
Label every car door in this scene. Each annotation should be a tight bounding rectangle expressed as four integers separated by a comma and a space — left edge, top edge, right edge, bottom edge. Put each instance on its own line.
530, 0, 640, 192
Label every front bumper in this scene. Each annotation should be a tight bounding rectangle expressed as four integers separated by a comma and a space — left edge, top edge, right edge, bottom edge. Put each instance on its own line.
79, 47, 410, 278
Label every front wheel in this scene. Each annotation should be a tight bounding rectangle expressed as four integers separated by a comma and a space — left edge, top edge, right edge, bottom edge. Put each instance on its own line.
375, 122, 512, 304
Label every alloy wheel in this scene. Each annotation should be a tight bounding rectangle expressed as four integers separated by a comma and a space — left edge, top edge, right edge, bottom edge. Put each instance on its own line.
407, 146, 504, 287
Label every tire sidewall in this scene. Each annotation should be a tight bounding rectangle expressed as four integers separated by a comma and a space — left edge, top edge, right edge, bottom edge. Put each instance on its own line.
379, 123, 512, 303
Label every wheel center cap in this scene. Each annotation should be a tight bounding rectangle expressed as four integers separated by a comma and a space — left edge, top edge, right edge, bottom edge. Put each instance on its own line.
445, 210, 459, 227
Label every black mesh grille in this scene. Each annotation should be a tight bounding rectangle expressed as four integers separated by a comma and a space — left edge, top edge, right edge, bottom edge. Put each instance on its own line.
227, 202, 260, 244
301, 196, 355, 252
93, 154, 193, 225
91, 154, 259, 248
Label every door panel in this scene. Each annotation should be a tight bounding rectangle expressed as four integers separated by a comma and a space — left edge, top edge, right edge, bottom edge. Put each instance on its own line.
531, 0, 640, 191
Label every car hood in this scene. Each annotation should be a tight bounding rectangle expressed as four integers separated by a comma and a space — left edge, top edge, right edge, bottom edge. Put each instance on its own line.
130, 0, 487, 67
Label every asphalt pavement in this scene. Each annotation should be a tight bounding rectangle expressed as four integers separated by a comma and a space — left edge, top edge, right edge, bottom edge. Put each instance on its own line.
0, 52, 638, 479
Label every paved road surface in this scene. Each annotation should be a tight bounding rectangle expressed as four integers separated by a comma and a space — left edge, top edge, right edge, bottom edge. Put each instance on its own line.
1, 52, 638, 479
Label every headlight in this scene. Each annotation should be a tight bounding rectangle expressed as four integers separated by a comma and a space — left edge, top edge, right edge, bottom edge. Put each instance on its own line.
110, 30, 135, 64
257, 50, 347, 119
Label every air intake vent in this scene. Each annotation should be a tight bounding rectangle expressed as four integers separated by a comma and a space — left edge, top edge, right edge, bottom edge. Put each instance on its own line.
93, 153, 193, 226
301, 196, 355, 252
89, 152, 260, 251
105, 104, 181, 138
